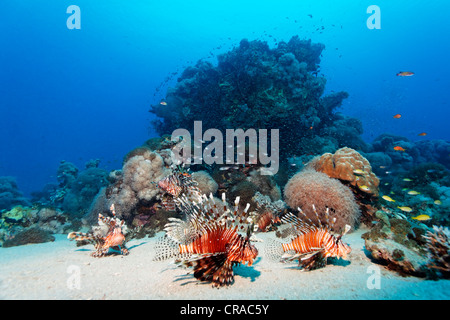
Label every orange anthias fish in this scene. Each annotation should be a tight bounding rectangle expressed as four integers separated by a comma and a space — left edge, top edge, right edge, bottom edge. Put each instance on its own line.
393, 114, 402, 119
418, 132, 427, 136
396, 71, 414, 77
393, 146, 406, 152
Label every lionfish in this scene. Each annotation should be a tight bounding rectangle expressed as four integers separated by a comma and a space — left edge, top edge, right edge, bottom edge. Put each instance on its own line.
266, 205, 351, 271
68, 204, 129, 257
154, 193, 259, 287
157, 166, 203, 211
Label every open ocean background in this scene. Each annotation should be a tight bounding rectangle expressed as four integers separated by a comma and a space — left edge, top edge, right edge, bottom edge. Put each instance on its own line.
1, 0, 449, 196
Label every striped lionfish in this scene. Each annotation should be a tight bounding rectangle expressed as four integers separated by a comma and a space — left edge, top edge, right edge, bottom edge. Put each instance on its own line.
154, 193, 259, 287
266, 205, 351, 271
68, 204, 129, 257
157, 166, 203, 211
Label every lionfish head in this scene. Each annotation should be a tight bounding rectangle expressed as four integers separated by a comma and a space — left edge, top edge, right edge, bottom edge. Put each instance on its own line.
240, 228, 259, 266
332, 224, 352, 259
105, 227, 126, 247
157, 176, 182, 197
241, 241, 259, 266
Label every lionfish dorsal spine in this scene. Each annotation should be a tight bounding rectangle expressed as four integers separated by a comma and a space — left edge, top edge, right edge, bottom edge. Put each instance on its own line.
296, 207, 317, 228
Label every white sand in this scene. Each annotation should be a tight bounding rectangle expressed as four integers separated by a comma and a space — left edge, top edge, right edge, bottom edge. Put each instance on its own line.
0, 226, 449, 300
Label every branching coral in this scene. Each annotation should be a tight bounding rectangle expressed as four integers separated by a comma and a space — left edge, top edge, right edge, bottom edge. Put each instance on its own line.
283, 168, 360, 233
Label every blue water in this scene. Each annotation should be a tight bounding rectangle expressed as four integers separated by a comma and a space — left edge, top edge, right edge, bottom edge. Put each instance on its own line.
1, 0, 449, 195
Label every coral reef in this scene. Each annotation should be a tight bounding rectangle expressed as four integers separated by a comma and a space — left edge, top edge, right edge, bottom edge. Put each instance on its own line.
149, 36, 363, 162
56, 160, 79, 187
62, 166, 109, 218
191, 170, 218, 196
307, 147, 379, 197
361, 215, 450, 278
371, 134, 450, 171
283, 168, 360, 233
0, 176, 31, 211
2, 227, 55, 248
105, 149, 171, 219
0, 205, 72, 247
307, 147, 380, 223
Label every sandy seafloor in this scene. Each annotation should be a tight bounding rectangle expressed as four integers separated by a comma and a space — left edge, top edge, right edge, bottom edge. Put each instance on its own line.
0, 226, 449, 300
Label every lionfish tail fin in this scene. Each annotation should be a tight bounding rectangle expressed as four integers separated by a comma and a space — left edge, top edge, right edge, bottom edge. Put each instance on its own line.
153, 235, 182, 261
264, 237, 285, 262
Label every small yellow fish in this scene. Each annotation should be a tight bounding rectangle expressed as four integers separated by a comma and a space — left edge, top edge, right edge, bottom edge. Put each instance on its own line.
397, 206, 413, 213
382, 195, 396, 202
412, 214, 431, 221
358, 185, 371, 192
407, 190, 420, 195
353, 169, 366, 175
403, 178, 413, 182
434, 200, 442, 205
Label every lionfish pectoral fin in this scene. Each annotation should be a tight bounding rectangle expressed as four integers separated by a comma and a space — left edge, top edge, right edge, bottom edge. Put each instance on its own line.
153, 235, 183, 261
67, 232, 95, 243
182, 253, 233, 287
299, 250, 322, 261
298, 251, 327, 271
264, 238, 285, 262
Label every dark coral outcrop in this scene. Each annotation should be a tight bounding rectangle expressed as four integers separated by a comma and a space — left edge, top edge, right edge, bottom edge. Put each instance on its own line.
149, 36, 355, 161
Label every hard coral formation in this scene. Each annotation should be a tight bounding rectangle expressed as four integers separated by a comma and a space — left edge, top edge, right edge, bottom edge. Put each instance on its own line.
0, 176, 31, 210
149, 36, 357, 161
283, 168, 360, 233
371, 134, 450, 171
307, 147, 380, 223
0, 205, 71, 246
2, 227, 55, 248
62, 167, 109, 218
362, 217, 430, 277
307, 147, 380, 197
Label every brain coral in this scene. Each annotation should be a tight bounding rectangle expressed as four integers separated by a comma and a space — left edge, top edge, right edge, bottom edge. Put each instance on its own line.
307, 147, 380, 197
284, 169, 360, 233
